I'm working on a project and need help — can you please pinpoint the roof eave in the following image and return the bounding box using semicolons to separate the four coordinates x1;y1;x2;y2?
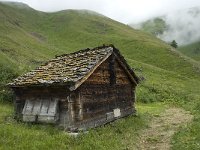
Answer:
8;81;74;89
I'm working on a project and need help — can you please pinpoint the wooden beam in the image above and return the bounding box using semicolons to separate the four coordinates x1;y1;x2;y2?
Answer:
109;54;116;85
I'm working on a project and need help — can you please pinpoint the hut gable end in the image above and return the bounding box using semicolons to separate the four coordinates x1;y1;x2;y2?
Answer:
84;55;133;86
78;53;137;123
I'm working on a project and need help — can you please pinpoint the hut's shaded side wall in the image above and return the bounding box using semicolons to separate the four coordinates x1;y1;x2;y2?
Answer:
78;55;136;124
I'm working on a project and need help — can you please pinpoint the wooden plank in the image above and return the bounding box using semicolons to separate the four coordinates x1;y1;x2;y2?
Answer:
32;99;42;115
22;99;34;115
40;99;49;115
23;115;36;122
48;98;58;116
22;99;36;122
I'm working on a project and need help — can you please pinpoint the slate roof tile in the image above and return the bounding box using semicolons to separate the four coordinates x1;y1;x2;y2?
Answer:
9;46;113;86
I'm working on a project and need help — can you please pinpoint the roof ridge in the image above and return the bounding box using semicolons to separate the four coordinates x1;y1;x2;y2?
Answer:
55;44;113;58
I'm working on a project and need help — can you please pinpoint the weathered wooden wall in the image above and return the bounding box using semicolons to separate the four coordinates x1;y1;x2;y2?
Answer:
75;54;136;129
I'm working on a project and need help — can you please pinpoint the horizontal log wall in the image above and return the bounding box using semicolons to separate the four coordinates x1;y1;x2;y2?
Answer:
115;60;132;85
85;59;110;84
78;54;136;126
79;84;134;120
71;107;135;131
14;86;70;98
80;84;109;120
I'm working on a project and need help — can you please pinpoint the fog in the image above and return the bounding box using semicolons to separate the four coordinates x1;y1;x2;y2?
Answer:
158;7;200;45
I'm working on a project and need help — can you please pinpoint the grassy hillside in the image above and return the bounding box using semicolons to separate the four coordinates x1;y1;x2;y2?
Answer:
0;2;200;150
1;2;199;77
178;41;200;61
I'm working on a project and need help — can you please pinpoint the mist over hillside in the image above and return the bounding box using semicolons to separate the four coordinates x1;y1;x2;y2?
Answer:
133;6;200;46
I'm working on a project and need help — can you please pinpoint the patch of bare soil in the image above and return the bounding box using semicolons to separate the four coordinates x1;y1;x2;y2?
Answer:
137;108;193;150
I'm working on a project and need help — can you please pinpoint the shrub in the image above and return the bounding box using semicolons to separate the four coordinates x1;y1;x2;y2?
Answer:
0;64;18;103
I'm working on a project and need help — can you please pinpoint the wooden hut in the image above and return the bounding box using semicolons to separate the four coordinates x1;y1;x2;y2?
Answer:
9;45;139;131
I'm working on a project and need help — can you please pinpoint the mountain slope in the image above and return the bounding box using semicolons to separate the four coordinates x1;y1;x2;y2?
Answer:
0;2;200;150
178;41;200;61
0;2;199;77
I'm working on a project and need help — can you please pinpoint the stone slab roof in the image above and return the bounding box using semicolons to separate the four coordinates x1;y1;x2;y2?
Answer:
9;45;139;90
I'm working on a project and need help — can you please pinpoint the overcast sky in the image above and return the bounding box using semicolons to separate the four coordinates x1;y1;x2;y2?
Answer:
1;0;200;23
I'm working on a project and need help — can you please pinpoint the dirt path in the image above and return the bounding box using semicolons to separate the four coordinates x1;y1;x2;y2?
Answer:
137;107;193;150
